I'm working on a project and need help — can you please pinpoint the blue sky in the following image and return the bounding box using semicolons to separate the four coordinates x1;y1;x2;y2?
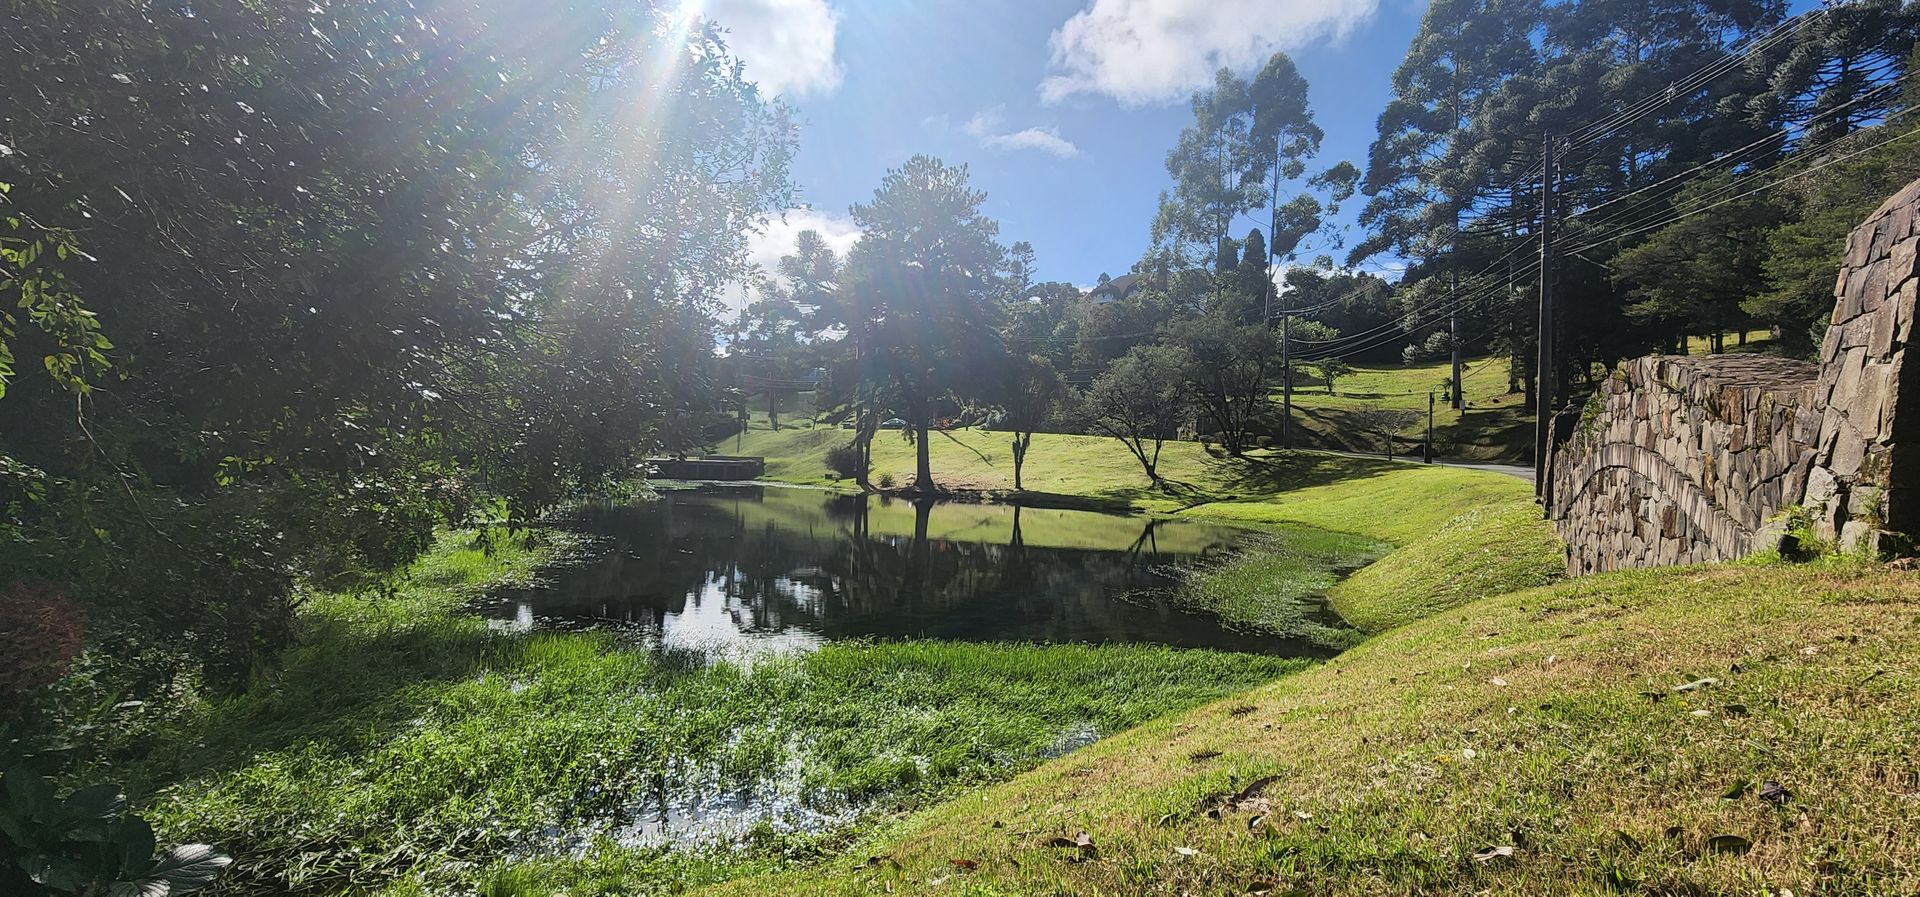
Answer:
699;0;1428;295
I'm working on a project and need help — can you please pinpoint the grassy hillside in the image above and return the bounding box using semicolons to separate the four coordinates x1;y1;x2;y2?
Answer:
735;426;1563;632
702;559;1920;896
1279;356;1534;463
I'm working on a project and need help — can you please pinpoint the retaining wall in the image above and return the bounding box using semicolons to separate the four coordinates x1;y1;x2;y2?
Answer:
1549;177;1920;572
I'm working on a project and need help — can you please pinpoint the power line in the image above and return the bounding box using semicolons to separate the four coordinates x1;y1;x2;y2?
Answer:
1563;8;1820;148
1562;118;1920;256
1567;82;1900;232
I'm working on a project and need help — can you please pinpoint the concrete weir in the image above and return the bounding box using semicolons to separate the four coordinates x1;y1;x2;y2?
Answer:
1548;177;1920;573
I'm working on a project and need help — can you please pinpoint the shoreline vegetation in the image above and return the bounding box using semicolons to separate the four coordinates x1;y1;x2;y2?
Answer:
113;426;1920;897
131;524;1312;896
127;429;1564;895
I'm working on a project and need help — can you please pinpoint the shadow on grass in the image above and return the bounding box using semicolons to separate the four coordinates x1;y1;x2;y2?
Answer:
1212;451;1404;496
138;616;517;789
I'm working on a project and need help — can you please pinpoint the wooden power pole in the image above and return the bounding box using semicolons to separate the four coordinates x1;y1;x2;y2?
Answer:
1533;132;1558;498
1449;269;1463;410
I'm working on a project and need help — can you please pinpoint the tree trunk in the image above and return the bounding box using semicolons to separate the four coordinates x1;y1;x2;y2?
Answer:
1012;434;1028;491
914;411;935;493
854;402;875;491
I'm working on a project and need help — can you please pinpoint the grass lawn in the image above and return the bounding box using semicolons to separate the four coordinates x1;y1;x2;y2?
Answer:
700;558;1920;896
1280;356;1535;463
735;426;1564;633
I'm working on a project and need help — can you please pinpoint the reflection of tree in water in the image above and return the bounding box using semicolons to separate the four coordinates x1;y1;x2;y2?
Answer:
503;487;1303;654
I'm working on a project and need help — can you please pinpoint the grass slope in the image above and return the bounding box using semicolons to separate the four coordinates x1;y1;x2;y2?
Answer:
738;426;1564;632
702;560;1920;896
138;532;1304;896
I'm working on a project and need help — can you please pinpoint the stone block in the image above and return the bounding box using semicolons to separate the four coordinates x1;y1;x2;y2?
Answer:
1840;520;1890;556
1892;236;1918;285
1829;420;1869;478
1805;465;1840;505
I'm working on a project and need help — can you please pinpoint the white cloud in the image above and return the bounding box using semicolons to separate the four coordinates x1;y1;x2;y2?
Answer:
698;0;844;98
722;207;861;312
1040;0;1380;105
984;127;1080;158
958;107;1081;158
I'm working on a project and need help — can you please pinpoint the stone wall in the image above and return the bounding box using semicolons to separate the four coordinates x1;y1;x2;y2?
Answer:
1548;356;1819;573
1549;177;1920;573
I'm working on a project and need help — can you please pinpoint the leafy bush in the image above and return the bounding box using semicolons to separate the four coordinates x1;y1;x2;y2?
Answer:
0;766;230;896
824;442;864;480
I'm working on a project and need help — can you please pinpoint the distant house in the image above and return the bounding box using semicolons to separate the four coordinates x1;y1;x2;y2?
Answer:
1087;272;1145;306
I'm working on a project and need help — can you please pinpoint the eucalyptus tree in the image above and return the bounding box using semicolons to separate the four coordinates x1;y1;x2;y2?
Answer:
845;156;1007;493
0;0;793;684
1153;53;1355;304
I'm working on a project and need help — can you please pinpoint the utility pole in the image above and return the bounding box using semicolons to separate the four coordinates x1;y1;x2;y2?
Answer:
1449;269;1463;410
1280;280;1293;450
1427;392;1436;463
1533;131;1558;499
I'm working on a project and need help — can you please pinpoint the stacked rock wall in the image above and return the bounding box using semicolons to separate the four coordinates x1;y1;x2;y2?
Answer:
1549;178;1920;572
1805;179;1920;549
1548;356;1819;573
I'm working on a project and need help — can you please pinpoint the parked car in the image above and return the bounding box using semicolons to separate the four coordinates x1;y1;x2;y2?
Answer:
878;417;908;429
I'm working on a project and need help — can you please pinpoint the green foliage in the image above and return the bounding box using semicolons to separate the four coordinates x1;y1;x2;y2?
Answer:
1176;528;1389;649
822;441;865;481
1166;311;1279;456
1751;117;1920;349
1077;344;1192;482
0;0;794;685
1613;175;1787;343
841;155;1008;491
137;532;1301;895
1;766;229;896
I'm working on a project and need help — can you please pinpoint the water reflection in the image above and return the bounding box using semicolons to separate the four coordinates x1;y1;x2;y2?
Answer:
479;484;1347;657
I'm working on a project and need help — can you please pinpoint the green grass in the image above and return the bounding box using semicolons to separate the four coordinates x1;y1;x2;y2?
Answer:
1281;356;1535;463
739;426;1565;633
136;531;1306;896
700;558;1920;896
1174;526;1390;649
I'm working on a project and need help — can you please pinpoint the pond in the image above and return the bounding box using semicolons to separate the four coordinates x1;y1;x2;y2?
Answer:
478;484;1353;659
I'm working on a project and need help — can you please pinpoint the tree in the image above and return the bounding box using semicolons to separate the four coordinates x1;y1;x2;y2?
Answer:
0;0;793;685
1152;54;1345;287
1165;312;1278;456
1752;76;1920;351
1314;357;1355;394
1748;0;1920;145
1078;345;1191;486
1614;175;1786;352
991;355;1063;491
845;156;1006;493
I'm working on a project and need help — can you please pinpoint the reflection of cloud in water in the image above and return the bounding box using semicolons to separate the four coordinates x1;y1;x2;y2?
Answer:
476;485;1341;658
657;573;826;661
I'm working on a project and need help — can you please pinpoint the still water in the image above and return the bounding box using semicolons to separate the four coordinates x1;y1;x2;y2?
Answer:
479;484;1350;658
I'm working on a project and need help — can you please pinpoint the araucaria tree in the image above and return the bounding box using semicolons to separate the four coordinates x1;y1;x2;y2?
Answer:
0;0;793;686
1080;345;1192;486
845;156;1006;493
